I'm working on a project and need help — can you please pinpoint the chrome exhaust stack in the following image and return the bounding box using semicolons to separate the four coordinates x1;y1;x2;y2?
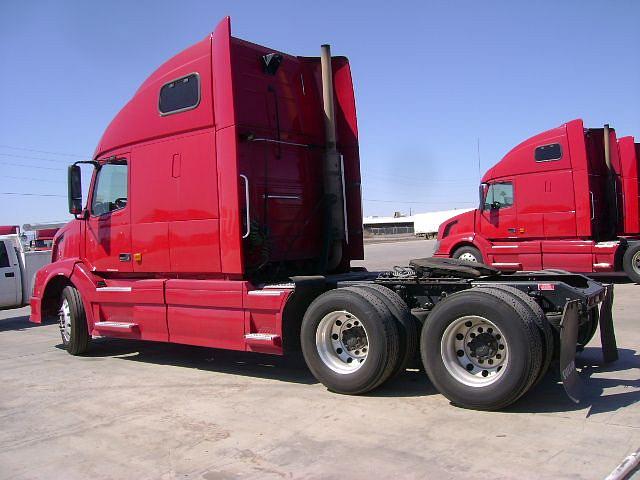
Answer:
321;44;345;271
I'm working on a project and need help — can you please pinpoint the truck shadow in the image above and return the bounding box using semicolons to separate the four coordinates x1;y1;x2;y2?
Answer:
587;273;633;285
66;339;320;386
55;340;636;408
506;347;640;415
0;313;51;332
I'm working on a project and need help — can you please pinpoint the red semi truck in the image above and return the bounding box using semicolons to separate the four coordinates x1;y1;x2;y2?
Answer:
435;120;640;281
30;18;617;410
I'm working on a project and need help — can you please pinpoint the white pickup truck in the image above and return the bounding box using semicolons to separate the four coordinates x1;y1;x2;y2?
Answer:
0;234;51;309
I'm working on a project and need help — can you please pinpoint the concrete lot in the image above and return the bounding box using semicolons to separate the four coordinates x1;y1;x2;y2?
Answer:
1;239;639;479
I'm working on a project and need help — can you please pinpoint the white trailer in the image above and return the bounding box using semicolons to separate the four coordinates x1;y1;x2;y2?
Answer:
0;234;51;309
413;209;473;238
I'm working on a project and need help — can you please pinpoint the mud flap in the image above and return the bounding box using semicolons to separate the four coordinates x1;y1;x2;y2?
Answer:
599;284;618;363
559;300;582;404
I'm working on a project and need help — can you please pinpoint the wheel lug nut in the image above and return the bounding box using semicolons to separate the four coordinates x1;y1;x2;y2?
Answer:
488;359;493;365
482;370;489;377
477;327;483;333
465;321;472;327
487;328;493;333
456;350;464;357
456;333;464;341
496;354;501;359
466;363;474;371
496;334;501;340
336;348;343;354
347;358;353;363
498;344;504;350
478;358;484;364
332;334;338;340
346;323;352;328
355;350;360;355
470;333;476;338
336;320;342;326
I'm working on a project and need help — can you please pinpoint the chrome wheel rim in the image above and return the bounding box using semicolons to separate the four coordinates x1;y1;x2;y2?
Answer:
316;310;369;374
441;315;508;387
59;298;71;343
458;252;478;263
632;251;640;274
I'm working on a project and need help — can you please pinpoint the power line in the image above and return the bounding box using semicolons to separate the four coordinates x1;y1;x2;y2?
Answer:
0;152;71;163
363;173;477;187
0;192;66;198
0;144;85;158
364;198;476;205
0;161;65;171
5;175;60;183
364;170;478;184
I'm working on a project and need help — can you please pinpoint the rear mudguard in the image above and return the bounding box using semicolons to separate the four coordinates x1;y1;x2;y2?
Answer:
559;284;616;403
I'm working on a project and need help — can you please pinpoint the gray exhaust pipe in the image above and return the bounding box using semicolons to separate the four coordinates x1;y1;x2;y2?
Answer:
321;44;345;271
604;124;611;170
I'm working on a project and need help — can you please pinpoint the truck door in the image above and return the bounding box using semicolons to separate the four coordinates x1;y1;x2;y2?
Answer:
85;158;133;273
0;240;20;307
479;181;517;240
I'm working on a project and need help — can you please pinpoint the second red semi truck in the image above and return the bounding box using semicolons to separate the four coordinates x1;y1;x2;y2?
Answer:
30;18;617;410
435;120;640;281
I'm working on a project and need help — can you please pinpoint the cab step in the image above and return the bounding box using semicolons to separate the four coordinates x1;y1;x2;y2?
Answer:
244;333;281;353
93;321;139;333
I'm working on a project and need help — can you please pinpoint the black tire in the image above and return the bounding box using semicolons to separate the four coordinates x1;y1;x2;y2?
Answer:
300;288;400;395
59;285;90;355
452;245;482;263
350;283;418;377
476;284;553;388
622;243;640;283
421;288;543;410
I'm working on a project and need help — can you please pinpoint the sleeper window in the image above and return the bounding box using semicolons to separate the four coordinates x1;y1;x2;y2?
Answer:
159;73;200;115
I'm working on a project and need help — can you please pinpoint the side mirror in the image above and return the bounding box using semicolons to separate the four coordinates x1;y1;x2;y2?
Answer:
67;165;83;215
479;184;489;211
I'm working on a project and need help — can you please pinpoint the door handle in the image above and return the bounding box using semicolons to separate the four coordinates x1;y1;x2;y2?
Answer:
240;174;250;239
507;228;516;233
119;253;131;262
4;272;15;277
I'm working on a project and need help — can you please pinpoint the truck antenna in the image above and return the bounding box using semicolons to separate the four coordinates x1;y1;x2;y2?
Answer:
477;137;481;180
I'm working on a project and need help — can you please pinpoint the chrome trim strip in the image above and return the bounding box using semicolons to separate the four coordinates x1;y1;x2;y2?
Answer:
96;287;132;292
240;174;250;239
247;137;311;148
94;321;137;329
263;194;301;200
244;333;279;341
247;290;285;296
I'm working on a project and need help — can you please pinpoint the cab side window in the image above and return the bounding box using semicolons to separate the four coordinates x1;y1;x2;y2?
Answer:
91;162;128;216
484;182;514;210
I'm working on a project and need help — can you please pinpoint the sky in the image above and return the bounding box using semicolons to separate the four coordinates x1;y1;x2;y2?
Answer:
0;0;639;226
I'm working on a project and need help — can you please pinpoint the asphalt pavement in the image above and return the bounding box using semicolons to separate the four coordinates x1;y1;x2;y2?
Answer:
0;239;638;479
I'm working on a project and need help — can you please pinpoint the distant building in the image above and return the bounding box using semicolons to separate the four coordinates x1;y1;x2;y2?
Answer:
363;208;473;238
